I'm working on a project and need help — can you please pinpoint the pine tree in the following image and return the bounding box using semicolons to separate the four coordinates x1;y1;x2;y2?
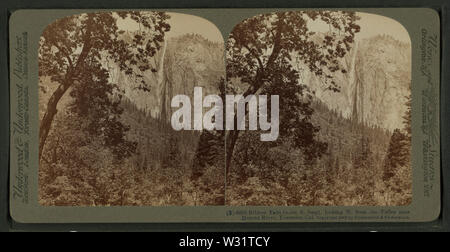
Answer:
191;78;226;180
191;130;224;180
163;133;182;170
383;129;408;180
403;93;412;143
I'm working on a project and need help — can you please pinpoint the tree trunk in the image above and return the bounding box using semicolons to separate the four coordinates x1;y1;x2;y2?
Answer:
225;129;240;177
38;18;93;163
38;82;72;162
223;18;284;202
224;129;239;205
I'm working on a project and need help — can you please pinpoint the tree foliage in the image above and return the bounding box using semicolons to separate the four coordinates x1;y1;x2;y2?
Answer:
226;11;360;92
225;11;360;168
38;11;170;161
39;11;170;87
68;61;136;160
380;94;412;205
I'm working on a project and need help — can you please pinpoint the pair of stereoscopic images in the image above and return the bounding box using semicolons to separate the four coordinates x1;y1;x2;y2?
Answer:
38;11;412;207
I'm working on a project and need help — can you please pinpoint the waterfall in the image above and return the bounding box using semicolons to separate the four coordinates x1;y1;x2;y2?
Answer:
348;42;359;88
158;39;167;86
155;39;167;120
350;41;366;128
159;39;171;125
351;42;363;125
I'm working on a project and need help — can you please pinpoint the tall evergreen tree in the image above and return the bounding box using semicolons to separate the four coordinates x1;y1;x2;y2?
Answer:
383;129;409;180
383;93;412;181
403;93;412;143
192;78;226;180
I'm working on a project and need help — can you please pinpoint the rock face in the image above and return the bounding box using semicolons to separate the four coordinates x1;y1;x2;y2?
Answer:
305;35;411;131
106;33;225;122
107;32;409;132
158;34;225;123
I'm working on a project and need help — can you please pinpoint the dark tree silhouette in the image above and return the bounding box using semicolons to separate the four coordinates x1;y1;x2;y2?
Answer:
225;11;361;174
403;93;412;142
383;93;412;181
38;11;170;162
192;77;226;180
383;129;409;180
68;60;136;160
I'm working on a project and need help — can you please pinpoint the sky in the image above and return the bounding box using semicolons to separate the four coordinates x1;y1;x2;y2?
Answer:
116;11;410;45
307;11;411;44
355;12;410;43
116;12;224;43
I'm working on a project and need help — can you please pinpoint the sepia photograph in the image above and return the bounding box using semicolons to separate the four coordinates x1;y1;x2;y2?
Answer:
224;11;412;206
38;11;226;206
38;10;411;207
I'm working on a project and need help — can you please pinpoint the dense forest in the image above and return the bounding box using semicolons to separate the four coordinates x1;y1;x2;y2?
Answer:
226;99;411;206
